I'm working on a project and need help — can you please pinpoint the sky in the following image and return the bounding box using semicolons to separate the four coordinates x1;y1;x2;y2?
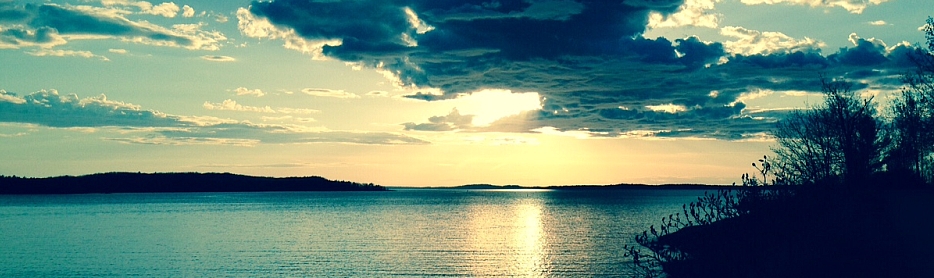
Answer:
0;0;931;186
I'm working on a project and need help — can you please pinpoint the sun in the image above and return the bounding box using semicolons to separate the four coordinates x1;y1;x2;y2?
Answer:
454;89;543;126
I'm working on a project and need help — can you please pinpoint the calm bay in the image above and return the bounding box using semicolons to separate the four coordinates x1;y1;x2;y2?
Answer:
0;188;705;277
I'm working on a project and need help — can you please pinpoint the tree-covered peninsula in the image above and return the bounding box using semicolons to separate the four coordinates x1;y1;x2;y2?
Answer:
0;172;386;194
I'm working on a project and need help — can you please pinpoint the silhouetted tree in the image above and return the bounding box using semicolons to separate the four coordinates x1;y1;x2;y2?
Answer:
772;76;886;186
888;17;934;182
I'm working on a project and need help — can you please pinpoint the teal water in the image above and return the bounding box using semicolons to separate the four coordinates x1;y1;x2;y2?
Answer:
0;189;704;277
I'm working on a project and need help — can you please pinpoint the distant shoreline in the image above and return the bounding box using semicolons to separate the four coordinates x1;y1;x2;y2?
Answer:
396;183;734;190
0;172;386;194
0;172;745;195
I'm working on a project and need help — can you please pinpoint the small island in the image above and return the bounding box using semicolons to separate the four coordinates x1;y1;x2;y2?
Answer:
0;172;386;194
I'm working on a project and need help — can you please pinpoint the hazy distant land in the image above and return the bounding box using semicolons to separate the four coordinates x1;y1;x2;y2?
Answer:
0;172;386;194
420;183;725;190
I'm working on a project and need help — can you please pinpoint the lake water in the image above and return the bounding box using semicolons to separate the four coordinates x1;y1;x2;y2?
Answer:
0;188;705;277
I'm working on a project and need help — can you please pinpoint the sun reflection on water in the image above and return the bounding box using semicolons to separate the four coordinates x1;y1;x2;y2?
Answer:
466;197;548;277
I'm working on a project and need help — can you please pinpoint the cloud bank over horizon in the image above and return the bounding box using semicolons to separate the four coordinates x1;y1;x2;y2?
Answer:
0;89;427;146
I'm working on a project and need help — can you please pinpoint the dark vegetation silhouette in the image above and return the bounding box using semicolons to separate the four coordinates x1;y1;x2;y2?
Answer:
624;17;934;277
0;172;386;194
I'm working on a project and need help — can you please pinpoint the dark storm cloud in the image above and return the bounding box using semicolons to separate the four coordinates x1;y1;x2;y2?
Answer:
0;89;427;145
675;36;725;69
247;0;922;139
728;51;829;68
418;0;587;22
829;35;888;66
250;0;410;41
0;2;29;23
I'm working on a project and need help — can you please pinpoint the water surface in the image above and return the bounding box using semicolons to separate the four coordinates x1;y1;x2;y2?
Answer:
0;188;704;277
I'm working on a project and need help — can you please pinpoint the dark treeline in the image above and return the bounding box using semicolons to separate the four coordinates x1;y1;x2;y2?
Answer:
0;172;386;194
625;18;934;278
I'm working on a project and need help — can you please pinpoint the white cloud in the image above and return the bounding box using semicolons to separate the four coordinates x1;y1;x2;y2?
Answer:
101;0;180;18
181;5;194;18
404;7;435;35
648;0;722;29
232;87;266;97
275;107;320;114
735;89;774;103
108;136;261;146
848;33;885;47
25;49;110;61
108;48;128;54
260;115;317;123
868;20;887;26
0;90;26;104
720;26;825;55
203;99;275;113
645;103;688;114
301;88;360;99
203;99;320;114
739;0;889;14
149;2;180;18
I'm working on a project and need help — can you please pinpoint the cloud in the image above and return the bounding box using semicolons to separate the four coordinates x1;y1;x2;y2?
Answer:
0;90;26;104
243;0;920;139
203;99;319;114
403;109;474;131
828;33;889;66
868;20;887;26
101;0;179;18
0;3;224;51
0;89;180;128
108;48;127;54
366;91;390;97
645;103;689;114
236;7;337;60
201;55;235;62
107;136;261;147
181;5;194;18
648;0;721;29
301;88;360;99
0;25;67;49
25;48;110;61
0;89;427;145
213;14;228;23
420;0;587;22
203;99;275;113
721;26;825;55
147;2;179;18
155;125;428;146
739;0;889;14
232;87;265;97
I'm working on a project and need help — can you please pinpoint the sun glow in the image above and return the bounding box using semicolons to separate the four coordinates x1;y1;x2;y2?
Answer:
454;89;543;126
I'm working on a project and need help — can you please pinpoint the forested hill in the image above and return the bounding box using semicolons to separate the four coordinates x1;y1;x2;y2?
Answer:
0;172;386;194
